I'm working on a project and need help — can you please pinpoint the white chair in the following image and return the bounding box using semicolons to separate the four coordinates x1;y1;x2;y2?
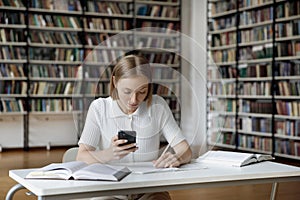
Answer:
62;147;79;163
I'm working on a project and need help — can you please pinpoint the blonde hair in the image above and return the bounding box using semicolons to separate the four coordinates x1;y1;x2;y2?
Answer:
110;55;153;106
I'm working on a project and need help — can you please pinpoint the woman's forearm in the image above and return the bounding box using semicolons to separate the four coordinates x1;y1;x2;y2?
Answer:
174;140;192;165
76;145;112;164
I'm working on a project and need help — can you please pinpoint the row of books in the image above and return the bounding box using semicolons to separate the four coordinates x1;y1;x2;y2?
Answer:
211;49;236;63
85;33;131;47
209;80;299;97
277;41;300;57
240;100;273;114
72;82;106;96
211;100;299;118
30;99;74;112
29;31;82;45
208;62;300;80
83;66;111;79
30;65;80;79
29;48;83;62
0;12;25;25
211;116;235;129
275;62;300;77
0;46;25;60
136;37;177;49
239;63;272;78
0;0;24;7
276;81;300;96
215;132;235;146
276;1;300;19
238;0;272;9
29;14;81;29
207;68;221;80
211;117;300;137
84;18;132;31
209;99;236;112
152;68;178;80
212;23;290;48
29;0;82;11
209;16;236;31
137;5;179;18
85;49;179;65
210;1;299;31
208;82;236;96
210;0;236;15
84;48;126;63
238;134;272;152
275;120;300;137
86;1;127;15
0;98;24;112
211;31;236;47
0;64;25;78
276;101;300;116
239;43;273;60
240;117;272;133
239;82;271;96
153;83;179;96
240;25;273;44
239;7;273;26
275;140;300;157
137;22;179;32
30;81;74;95
142;52;180;65
218;66;237;79
0;29;25;43
213;44;272;63
276;20;300;38
0;81;27;95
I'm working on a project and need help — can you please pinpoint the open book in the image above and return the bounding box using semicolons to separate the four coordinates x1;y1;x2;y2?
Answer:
26;161;131;181
196;150;274;167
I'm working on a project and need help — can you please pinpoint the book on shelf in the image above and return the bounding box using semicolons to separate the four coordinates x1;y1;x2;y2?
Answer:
196;150;274;167
26;161;131;181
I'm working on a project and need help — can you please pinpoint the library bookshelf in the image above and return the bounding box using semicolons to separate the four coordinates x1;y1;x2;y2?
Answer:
207;0;300;160
0;0;181;150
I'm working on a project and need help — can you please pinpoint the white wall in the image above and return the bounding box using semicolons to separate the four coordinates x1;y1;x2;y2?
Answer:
181;0;207;158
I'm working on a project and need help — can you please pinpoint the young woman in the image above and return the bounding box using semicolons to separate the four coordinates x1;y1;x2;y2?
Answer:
77;54;192;200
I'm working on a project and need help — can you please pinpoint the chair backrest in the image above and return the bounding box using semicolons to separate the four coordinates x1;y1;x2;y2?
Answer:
62;147;79;163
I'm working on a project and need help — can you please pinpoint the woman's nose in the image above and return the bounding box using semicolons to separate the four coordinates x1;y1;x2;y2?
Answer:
130;93;138;103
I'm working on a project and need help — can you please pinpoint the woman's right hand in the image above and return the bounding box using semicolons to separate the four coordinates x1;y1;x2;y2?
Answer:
107;135;138;161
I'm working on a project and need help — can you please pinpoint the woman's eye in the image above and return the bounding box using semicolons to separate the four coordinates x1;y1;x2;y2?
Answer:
123;91;131;95
139;91;147;94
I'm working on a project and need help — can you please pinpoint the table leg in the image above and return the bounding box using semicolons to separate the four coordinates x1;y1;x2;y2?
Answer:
270;182;278;200
5;183;25;200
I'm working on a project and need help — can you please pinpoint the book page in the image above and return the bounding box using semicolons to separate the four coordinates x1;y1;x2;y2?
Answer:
41;161;87;174
114;162;178;174
72;163;130;181
196;151;254;167
255;154;274;162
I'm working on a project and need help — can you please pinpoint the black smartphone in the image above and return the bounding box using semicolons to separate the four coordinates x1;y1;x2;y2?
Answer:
118;130;136;146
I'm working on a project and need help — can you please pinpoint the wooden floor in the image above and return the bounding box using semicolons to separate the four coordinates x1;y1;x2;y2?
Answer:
1;147;300;200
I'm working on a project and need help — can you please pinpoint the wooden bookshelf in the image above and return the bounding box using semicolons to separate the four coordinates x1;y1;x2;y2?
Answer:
0;0;182;150
207;0;300;160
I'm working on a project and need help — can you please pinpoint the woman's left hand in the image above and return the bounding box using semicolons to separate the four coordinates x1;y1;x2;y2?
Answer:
152;152;180;168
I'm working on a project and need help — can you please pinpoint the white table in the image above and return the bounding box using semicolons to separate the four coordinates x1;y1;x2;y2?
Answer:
6;161;300;200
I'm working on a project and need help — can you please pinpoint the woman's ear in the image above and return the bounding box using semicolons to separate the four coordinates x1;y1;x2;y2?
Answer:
112;76;116;87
